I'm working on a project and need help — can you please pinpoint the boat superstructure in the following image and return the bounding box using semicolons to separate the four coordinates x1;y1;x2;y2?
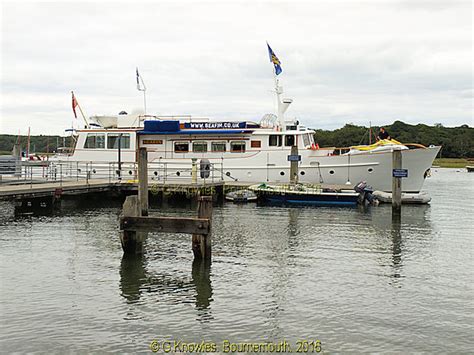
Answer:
60;66;440;193
63;107;440;192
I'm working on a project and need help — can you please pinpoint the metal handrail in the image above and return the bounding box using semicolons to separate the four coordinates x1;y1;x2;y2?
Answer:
0;159;226;185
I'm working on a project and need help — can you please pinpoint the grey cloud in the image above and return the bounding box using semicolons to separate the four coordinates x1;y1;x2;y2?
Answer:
1;1;472;135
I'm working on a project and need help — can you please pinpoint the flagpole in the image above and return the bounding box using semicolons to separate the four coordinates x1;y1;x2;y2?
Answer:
136;68;147;115
71;91;89;128
267;42;284;130
77;103;89;128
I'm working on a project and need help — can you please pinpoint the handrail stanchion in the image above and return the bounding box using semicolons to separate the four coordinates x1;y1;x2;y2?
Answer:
221;158;224;181
86;162;89;184
164;163;167;184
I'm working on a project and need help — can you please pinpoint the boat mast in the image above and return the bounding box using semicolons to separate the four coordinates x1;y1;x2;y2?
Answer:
273;70;293;131
369;121;372;144
26;127;30;158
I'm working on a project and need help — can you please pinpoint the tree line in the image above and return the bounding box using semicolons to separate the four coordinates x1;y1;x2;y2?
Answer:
0;120;472;158
312;121;473;158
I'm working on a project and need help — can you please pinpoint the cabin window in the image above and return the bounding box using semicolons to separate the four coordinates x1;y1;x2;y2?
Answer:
302;133;310;147
107;133;130;149
230;141;246;153
251;140;261;148
174;142;189;153
192;141;207;153
285;135;295;146
269;135;282;147
211;142;226;152
84;133;105;149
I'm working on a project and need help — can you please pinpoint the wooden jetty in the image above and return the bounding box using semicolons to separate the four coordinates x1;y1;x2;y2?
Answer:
119;148;213;259
0;178;226;201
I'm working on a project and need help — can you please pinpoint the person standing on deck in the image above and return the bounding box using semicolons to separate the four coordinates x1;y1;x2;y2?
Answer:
377;127;391;141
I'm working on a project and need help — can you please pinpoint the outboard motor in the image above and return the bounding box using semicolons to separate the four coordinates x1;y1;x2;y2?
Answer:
354;181;377;205
200;159;211;179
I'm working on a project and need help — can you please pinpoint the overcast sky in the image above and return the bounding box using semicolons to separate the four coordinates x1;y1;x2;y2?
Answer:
1;0;472;136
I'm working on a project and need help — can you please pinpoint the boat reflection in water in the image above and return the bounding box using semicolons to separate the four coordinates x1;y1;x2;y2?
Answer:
119;253;213;319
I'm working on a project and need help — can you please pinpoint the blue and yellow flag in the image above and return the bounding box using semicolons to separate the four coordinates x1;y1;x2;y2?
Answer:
267;42;282;75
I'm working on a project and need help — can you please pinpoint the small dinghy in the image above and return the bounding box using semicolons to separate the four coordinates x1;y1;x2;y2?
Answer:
466;166;474;172
249;183;360;207
225;189;257;203
373;191;431;204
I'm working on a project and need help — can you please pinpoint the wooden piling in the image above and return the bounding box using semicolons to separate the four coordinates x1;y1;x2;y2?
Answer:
120;195;146;254
290;145;299;184
192;196;213;260
137;147;148;216
392;149;402;213
120;194;213;258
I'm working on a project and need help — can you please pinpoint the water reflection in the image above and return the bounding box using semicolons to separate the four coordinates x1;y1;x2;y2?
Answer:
367;204;432;286
191;259;212;311
391;213;402;283
119;254;146;303
119;253;213;319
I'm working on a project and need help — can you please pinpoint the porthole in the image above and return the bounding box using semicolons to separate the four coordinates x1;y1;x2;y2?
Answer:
280;171;285;176
92;169;96;174
128;170;133;175
77;168;81;173
176;171;181;176
368;168;373;173
300;171;305;176
226;172;231;176
329;170;335;175
153;171;158;176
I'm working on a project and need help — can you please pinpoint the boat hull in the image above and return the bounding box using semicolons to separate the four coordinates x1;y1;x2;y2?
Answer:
65;128;440;193
149;146;440;193
262;192;359;206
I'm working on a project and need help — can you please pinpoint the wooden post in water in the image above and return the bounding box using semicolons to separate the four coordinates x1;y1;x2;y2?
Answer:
290;145;299;184
192;196;213;260
138;147;148;216
120;195;145;254
392;148;402;213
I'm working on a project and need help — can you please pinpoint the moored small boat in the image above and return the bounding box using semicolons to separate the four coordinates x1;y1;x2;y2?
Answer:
372;191;431;204
249;183;360;207
466;166;474;172
225;189;257;202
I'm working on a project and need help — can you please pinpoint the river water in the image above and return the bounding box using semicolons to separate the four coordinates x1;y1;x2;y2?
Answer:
0;168;473;353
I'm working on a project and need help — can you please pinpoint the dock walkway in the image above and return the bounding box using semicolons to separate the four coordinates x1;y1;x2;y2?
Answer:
0;179;229;200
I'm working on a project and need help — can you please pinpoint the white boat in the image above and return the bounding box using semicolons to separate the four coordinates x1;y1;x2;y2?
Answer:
373;191;432;204
225;189;257;202
58;70;440;193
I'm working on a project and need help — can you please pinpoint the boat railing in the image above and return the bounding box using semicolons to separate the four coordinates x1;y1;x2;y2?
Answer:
0;159;226;187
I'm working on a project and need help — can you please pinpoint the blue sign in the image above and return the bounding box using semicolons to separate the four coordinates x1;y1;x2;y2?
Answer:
184;122;246;129
393;169;408;178
288;155;301;162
